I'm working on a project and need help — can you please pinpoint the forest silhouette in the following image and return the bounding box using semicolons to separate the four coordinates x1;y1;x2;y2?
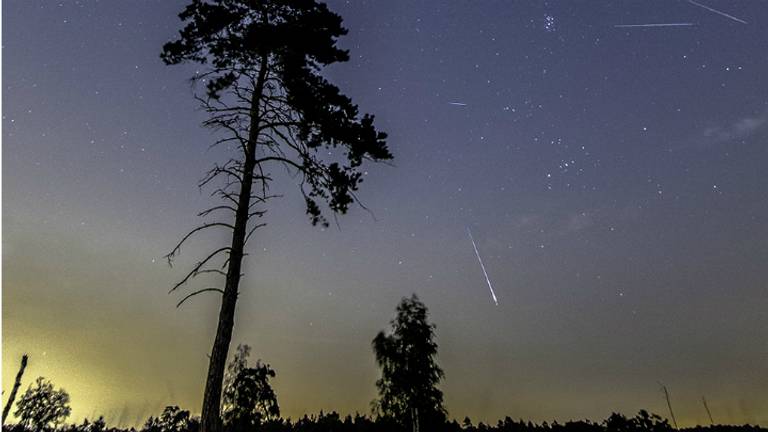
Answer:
2;296;765;432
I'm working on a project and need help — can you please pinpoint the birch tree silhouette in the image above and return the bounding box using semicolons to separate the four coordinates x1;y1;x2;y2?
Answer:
160;2;391;432
373;295;446;431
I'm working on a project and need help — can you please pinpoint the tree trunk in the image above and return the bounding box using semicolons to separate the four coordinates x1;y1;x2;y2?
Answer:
2;354;28;424
199;57;269;432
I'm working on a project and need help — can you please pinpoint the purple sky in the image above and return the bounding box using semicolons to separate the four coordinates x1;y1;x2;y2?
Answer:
4;0;768;426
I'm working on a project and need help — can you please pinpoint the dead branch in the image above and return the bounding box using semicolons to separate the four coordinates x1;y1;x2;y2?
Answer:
244;223;267;245
198;205;237;218
169;246;231;293
176;288;225;308
165;223;235;265
658;382;678;429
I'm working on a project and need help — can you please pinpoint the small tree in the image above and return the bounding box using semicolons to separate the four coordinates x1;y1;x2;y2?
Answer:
605;410;672;432
372;294;446;431
76;416;106;432
14;377;71;432
90;416;106;432
221;344;250;417
222;362;279;430
143;406;191;432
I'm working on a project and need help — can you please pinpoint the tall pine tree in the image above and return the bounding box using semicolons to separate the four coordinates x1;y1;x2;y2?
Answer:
161;2;391;431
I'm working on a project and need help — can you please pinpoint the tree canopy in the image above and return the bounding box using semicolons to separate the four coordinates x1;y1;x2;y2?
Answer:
372;294;446;430
14;377;71;432
161;0;391;228
143;406;193;432
221;344;280;429
221;344;251;417
222;362;280;430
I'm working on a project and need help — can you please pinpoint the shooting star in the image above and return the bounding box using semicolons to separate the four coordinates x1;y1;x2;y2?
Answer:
686;0;747;24
467;227;499;306
449;102;468;106
613;23;696;28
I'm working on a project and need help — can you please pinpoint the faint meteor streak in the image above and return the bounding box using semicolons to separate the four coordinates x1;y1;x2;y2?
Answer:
686;0;747;24
449;102;468;106
613;23;696;28
466;227;499;306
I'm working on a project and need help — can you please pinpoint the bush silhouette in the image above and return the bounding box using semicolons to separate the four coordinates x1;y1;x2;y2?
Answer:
142;406;193;432
13;377;71;432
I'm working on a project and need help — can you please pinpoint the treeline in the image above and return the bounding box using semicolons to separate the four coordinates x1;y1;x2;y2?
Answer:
4;297;765;432
2;409;766;432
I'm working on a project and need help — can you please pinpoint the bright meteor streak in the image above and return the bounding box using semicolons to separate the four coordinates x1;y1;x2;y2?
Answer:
686;0;748;25
613;23;696;28
467;227;499;306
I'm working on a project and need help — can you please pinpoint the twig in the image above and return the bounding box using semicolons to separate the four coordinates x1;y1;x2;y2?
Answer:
702;396;714;425
658;382;678;428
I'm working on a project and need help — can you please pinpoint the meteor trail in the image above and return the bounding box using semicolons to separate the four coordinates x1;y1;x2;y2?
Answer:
613;23;696;28
449;102;468;106
467;227;499;306
686;0;747;24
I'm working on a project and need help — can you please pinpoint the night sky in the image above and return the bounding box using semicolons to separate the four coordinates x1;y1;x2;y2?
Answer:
3;0;768;427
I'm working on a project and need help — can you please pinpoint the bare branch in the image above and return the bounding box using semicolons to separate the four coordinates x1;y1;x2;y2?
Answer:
195;269;227;277
244;223;267;245
212;188;240;206
176;288;225;308
254;156;305;172
198;205;237;218
165;223;235;265
199;161;245;190
349;189;379;222
170;247;231;293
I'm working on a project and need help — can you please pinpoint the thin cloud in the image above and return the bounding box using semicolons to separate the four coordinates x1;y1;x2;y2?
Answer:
702;110;768;144
566;212;594;233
